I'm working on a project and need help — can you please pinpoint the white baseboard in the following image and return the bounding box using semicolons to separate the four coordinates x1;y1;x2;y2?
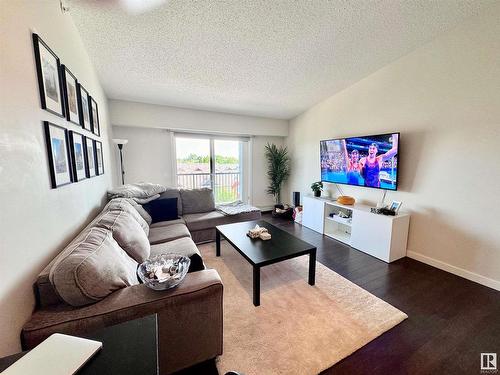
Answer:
407;251;500;291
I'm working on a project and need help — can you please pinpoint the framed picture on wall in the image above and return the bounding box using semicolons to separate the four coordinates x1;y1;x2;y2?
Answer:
95;140;104;175
90;97;100;136
69;131;87;182
44;122;72;188
84;136;97;178
61;65;80;125
78;84;92;132
33;34;64;117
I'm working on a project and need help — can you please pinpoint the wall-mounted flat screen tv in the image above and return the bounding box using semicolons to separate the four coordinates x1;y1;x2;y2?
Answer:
320;133;399;190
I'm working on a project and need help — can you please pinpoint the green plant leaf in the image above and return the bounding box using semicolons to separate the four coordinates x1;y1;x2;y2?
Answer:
265;143;291;204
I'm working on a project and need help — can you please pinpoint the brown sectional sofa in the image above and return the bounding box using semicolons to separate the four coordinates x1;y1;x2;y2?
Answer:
22;189;261;374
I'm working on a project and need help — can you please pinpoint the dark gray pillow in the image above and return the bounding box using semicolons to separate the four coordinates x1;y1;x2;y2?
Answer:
143;197;179;223
160;188;183;215
180;188;215;214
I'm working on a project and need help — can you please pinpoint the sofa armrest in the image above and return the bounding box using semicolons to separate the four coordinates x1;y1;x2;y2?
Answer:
23;269;223;373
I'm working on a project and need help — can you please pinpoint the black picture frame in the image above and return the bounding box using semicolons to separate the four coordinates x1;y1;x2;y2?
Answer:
69;131;88;182
61;65;81;126
90;97;100;136
44;122;72;188
78;83;92;132
84;136;97;178
33;34;65;117
95;140;104;175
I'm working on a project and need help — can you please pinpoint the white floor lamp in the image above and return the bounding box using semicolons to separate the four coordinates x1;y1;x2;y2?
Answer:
112;139;128;185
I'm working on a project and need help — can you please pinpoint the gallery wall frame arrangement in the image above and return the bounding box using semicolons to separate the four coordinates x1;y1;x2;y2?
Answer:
95;140;104;175
61;65;81;126
69;131;87;182
44;122;72;188
84;136;97;178
78;84;92;132
34;32;105;189
33;34;65;117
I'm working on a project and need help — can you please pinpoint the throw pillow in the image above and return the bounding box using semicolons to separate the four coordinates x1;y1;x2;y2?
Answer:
159;188;183;215
144;197;179;223
95;210;151;263
180;188;215;214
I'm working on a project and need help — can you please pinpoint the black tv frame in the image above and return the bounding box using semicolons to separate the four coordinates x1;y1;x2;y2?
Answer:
320;132;400;191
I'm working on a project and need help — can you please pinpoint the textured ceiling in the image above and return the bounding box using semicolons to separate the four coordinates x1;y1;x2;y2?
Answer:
70;0;493;119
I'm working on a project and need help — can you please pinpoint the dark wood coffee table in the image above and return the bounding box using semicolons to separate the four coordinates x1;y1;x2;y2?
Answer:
216;220;317;306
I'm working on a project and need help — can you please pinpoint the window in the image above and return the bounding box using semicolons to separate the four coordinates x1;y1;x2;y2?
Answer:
175;135;247;203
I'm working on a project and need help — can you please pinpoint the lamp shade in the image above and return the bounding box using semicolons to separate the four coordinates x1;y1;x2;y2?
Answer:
112;138;129;146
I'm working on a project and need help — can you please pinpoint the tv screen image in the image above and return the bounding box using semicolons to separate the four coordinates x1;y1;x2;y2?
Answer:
320;133;399;190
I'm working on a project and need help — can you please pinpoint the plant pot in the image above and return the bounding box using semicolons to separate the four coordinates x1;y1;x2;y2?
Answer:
272;205;294;220
313;190;321;197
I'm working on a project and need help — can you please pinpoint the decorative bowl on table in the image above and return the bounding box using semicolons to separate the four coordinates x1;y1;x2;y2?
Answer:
138;254;191;291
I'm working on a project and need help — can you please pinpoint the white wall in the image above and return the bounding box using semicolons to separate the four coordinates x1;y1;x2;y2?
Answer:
251;136;285;209
286;6;500;290
110;100;288;137
111;126;173;186
0;1;115;355
112;125;284;209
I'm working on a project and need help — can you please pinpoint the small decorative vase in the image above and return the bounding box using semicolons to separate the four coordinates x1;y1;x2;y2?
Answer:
314;190;321;197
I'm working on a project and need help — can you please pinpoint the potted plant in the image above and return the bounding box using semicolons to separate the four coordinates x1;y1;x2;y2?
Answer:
265;143;291;207
311;181;323;197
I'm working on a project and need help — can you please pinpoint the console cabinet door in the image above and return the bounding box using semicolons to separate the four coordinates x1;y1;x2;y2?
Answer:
350;210;393;262
302;196;325;234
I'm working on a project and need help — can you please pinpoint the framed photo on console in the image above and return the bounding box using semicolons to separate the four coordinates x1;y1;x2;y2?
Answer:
95;140;104;175
69;131;87;182
44;122;72;188
61;65;80;125
33;34;64;117
90;97;100;136
78;84;92;132
389;201;402;214
84;137;97;178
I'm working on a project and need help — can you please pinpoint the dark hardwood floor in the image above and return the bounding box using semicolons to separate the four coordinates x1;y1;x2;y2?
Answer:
177;213;500;375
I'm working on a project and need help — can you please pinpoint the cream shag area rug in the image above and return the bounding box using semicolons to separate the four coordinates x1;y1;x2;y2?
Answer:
198;241;407;375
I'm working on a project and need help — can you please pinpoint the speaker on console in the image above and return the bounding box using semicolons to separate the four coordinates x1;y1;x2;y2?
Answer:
293;191;301;207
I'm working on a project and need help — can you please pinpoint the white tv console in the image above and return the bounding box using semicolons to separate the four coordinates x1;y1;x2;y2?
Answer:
302;195;410;263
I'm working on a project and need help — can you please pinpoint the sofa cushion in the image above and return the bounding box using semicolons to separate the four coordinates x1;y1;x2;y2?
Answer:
150;237;205;272
148;224;191;245
160;188;183;215
104;198;149;236
143;197;179;223
129;201;152;225
180;188;215;214
107;198;152;225
150;217;186;228
50;227;139;307
95;210;151;263
183;210;260;232
107;182;166;200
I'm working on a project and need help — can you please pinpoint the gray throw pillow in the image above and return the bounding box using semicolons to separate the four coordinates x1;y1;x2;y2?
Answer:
96;210;151;263
127;199;152;225
180;188;215;214
50;227;139;306
104;198;150;236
